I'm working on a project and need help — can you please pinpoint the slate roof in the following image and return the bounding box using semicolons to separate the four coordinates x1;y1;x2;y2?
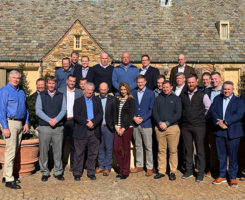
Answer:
0;0;244;62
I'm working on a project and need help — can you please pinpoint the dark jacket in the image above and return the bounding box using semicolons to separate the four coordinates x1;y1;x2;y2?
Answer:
169;65;196;86
132;88;155;128
73;96;103;140
139;66;160;90
73;65;94;88
114;97;135;130
153;92;182;127
92;64;114;93
211;94;245;139
180;90;206;127
101;94;117;132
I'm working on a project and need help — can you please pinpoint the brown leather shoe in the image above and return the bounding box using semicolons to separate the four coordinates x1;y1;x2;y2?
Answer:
103;170;110;176
230;179;238;188
96;168;104;174
205;171;211;178
145;169;153;176
212;177;227;184
130;167;144;173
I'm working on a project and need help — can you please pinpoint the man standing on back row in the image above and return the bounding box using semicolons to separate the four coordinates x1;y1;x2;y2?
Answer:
0;70;29;189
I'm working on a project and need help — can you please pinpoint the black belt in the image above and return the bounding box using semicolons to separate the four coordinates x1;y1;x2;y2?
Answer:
101;124;107;127
8;118;23;121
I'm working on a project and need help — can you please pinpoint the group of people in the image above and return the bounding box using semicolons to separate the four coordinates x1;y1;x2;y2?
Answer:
0;51;244;190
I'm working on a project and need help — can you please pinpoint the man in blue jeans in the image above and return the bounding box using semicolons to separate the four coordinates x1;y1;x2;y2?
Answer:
96;82;116;176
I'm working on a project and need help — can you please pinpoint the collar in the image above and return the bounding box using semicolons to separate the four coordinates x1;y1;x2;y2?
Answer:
176;84;185;89
67;86;75;92
161;91;174;96
120;63;132;69
188;88;198;95
48;90;56;96
82;67;89;71
85;96;93;101
138;87;146;93
141;65;150;71
100;63;109;68
8;83;20;91
224;94;233;100
99;94;108;99
212;85;222;92
62;67;72;72
178;64;186;69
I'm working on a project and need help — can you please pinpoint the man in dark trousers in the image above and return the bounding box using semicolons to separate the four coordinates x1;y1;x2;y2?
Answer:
139;55;160;90
211;81;245;187
92;53;114;93
73;56;93;88
36;76;67;182
96;82;116;176
180;74;211;182
169;54;196;86
73;82;103;181
58;75;83;171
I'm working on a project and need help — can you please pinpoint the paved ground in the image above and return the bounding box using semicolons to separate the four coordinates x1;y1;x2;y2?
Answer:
0;168;245;200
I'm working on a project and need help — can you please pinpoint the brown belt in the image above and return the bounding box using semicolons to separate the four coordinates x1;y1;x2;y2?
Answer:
101;124;107;127
67;117;73;120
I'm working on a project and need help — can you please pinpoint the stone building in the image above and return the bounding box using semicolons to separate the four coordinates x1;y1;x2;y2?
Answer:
0;0;244;93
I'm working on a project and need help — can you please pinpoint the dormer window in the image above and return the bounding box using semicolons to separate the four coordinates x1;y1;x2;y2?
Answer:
216;21;230;39
74;35;82;50
160;0;172;7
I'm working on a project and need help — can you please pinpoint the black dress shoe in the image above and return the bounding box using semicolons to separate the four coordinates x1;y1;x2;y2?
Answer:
74;176;81;181
120;174;129;179
87;175;96;180
41;175;50;182
116;174;123;178
169;173;176;181
2;177;21;184
54;174;65;181
5;181;21;189
154;173;165;179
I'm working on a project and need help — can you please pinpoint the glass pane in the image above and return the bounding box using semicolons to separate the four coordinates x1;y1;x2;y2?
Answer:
75;36;80;48
221;24;228;38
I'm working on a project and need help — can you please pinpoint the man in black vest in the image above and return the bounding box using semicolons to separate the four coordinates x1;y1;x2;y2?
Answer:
180;74;211;182
36;76;66;182
139;55;160;90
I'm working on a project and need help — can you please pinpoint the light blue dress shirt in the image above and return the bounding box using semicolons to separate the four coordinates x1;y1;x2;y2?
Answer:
82;68;89;78
137;87;146;105
223;94;233;120
210;86;222;102
100;95;107;124
140;65;150;75
85;96;94;120
0;83;29;129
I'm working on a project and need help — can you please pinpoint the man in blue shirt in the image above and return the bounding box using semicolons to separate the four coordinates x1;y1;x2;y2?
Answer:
112;52;139;94
55;57;74;89
36;76;66;182
0;70;29;189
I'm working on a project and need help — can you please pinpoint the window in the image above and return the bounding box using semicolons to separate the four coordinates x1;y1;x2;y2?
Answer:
74;35;82;50
160;0;172;7
216;21;230;39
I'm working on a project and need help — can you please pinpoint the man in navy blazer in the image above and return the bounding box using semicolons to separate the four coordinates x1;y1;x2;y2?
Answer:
72;82;103;181
210;81;245;187
58;75;83;171
139;55;160;90
131;75;155;176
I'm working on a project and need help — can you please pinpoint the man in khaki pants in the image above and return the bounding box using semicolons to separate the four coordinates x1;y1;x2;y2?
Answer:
152;81;182;180
0;70;29;189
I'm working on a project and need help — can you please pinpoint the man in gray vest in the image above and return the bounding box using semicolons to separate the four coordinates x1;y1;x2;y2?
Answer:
36;76;66;182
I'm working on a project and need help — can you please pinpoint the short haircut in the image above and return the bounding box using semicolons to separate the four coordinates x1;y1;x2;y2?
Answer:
71;51;79;57
84;82;95;90
223;81;234;88
136;74;146;81
36;77;45;84
157;74;166;81
141;54;150;60
46;76;56;83
99;82;109;89
211;71;221;77
187;74;198;80
62;57;70;63
79;77;87;82
9;70;21;78
81;55;89;61
67;74;76;80
202;72;211;78
176;72;185;78
162;80;172;86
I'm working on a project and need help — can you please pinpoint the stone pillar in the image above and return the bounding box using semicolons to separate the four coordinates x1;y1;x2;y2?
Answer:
0;69;6;88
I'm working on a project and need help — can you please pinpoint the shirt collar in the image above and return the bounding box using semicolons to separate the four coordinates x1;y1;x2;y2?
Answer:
138;87;146;93
82;67;89;71
224;94;233;100
178;64;186;69
100;63;109;68
62;67;72;72
67;86;75;92
48;90;56;96
8;83;20;91
177;84;185;89
99;94;108;99
85;96;93;101
212;85;222;91
120;63;132;69
141;65;150;71
188;88;198;95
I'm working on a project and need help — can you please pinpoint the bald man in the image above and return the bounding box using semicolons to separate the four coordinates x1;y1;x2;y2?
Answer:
92;53;114;93
169;54;196;87
112;52;139;94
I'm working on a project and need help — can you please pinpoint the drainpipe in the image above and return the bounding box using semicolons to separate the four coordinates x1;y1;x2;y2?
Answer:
40;59;43;78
